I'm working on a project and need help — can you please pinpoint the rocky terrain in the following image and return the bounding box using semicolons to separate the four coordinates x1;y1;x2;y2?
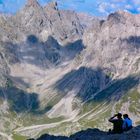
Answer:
30;125;140;140
0;0;140;140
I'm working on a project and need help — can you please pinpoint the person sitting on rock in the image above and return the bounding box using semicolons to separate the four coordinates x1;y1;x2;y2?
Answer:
123;114;133;131
108;113;123;134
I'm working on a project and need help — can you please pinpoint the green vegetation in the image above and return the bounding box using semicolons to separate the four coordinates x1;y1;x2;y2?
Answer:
79;101;101;116
46;94;63;108
37;121;81;137
115;89;140;114
0;98;3;105
19;113;64;127
79;103;111;129
12;133;28;140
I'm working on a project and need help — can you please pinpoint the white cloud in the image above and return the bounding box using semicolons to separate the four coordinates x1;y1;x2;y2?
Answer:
132;0;140;5
98;1;118;15
98;3;108;13
0;0;139;16
137;7;140;12
125;4;133;10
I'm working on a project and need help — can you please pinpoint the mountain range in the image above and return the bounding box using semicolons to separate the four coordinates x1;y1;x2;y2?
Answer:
0;0;140;139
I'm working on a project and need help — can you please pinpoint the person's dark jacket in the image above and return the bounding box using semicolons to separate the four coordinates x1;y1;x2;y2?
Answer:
109;117;123;134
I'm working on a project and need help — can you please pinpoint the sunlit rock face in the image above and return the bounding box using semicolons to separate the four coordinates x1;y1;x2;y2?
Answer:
82;11;140;77
0;1;140;139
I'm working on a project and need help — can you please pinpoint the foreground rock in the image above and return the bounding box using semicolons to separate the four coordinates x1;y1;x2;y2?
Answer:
29;125;140;140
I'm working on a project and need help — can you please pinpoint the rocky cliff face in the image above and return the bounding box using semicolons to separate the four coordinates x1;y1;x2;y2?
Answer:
82;11;140;77
0;1;140;140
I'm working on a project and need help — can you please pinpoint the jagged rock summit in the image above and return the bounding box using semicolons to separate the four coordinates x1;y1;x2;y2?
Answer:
45;1;58;10
26;0;40;7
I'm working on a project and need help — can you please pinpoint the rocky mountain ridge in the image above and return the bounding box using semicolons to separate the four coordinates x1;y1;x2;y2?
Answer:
0;0;139;139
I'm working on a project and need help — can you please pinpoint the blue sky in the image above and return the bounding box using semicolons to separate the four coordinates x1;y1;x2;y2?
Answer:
0;0;140;16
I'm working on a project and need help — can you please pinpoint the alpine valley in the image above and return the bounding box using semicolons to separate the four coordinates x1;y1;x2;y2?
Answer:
0;0;140;139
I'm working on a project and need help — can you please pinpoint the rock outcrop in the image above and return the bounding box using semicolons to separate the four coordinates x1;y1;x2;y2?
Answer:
29;125;140;140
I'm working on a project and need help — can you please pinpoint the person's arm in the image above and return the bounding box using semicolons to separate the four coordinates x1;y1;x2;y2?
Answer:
122;120;126;129
108;114;117;122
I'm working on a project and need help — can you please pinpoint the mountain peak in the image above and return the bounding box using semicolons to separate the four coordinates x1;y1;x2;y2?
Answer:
107;10;131;20
26;0;40;7
107;10;129;24
45;1;58;10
